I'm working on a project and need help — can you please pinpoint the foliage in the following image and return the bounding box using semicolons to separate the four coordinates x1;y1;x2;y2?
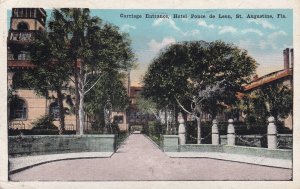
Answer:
49;8;135;135
147;121;165;146
25;12;74;134
7;87;17;104
143;40;257;143
143;40;256;115
135;95;160;120
85;71;130;128
31;115;58;130
241;82;292;128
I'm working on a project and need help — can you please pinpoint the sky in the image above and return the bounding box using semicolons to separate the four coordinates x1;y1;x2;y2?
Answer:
8;9;293;86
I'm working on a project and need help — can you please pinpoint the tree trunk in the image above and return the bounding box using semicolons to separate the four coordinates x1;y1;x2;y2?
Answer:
165;108;169;133
57;88;65;135
74;60;80;134
196;116;201;144
174;107;179;130
78;89;85;135
78;61;86;135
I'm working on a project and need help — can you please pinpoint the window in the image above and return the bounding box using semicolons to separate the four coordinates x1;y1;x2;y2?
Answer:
10;99;27;120
49;102;60;119
17;21;29;30
113;115;124;124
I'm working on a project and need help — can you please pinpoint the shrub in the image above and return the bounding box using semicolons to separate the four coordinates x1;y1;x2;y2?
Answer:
31;115;58;130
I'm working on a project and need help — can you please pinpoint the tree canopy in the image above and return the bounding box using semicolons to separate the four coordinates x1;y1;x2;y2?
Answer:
26;8;135;134
143;40;257;143
143;40;257;116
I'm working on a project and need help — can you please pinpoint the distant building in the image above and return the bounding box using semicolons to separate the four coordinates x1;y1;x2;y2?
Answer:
243;48;293;129
126;86;156;128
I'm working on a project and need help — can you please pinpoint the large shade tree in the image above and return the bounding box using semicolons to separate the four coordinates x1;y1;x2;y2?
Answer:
27;8;135;135
25;11;72;134
143;40;257;143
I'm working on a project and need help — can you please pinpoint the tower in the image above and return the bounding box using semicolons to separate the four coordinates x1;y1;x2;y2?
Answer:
7;8;48;129
8;8;46;62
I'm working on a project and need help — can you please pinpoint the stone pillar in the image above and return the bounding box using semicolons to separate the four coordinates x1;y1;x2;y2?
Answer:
178;117;186;145
211;119;219;145
227;119;235;146
267;116;277;149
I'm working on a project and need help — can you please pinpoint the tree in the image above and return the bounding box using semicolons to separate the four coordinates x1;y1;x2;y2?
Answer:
52;9;135;135
241;82;292;128
84;71;130;131
135;95;161;120
26;13;72;134
143;40;257;143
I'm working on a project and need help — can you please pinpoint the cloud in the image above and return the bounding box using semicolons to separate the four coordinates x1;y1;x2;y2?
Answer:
241;28;263;36
147;37;176;52
153;18;181;31
218;26;237;34
153;18;199;37
238;39;256;51
181;29;201;37
121;24;136;32
197;20;215;29
247;19;275;29
259;30;288;50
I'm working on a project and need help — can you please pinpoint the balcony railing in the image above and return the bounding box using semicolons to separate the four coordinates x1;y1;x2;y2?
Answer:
8;30;35;42
7;53;30;61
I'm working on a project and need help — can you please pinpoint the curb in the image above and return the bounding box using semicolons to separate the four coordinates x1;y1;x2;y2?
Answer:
9;152;114;175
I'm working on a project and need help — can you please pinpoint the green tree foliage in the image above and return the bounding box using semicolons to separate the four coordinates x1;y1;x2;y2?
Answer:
84;71;129;130
25;13;72;134
135;95;160;120
143;40;257;143
241;82;292;127
31;115;58;130
52;8;135;135
26;8;134;135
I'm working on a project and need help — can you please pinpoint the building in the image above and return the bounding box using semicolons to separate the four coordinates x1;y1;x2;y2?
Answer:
7;8;131;132
243;48;293;129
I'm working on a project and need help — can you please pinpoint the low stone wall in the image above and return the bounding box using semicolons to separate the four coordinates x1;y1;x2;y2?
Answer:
222;145;292;160
180;144;223;153
162;135;178;152
220;134;292;149
163;135;292;160
8;135;116;156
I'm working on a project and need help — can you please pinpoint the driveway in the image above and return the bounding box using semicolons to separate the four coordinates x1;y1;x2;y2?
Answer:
9;134;292;181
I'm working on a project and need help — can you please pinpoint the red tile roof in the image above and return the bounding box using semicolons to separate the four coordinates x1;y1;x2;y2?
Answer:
244;69;292;91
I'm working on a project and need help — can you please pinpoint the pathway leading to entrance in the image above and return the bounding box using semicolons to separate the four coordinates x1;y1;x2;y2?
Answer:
10;134;292;181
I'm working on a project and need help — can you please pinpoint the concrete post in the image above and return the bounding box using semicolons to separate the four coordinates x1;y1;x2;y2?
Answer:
178;117;186;145
267;116;277;149
211;119;219;145
227;119;235;146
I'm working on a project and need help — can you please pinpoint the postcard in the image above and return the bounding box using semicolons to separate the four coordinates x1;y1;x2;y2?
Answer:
0;0;299;189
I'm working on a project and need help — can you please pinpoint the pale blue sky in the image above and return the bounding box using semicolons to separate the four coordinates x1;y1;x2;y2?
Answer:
8;9;293;86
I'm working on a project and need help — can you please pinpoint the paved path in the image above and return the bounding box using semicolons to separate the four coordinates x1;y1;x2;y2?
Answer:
9;152;113;174
10;134;292;181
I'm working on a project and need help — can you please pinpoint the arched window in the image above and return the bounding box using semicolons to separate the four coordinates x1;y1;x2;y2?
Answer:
49;102;60;119
17;21;29;31
10;99;27;120
12;71;31;89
